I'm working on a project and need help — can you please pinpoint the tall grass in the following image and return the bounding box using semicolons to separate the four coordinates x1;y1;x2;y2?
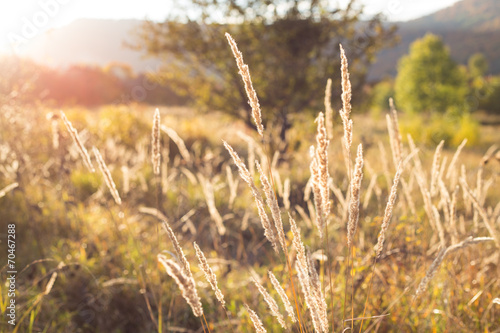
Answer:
0;34;499;333
148;33;499;332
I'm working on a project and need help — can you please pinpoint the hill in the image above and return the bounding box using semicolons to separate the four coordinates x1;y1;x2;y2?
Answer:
19;19;160;74
369;0;500;80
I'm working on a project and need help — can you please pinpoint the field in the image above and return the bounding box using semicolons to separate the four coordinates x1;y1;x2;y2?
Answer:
1;50;500;332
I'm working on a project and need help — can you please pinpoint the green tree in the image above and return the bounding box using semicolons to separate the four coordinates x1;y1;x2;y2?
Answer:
468;53;489;78
132;0;397;145
394;33;468;114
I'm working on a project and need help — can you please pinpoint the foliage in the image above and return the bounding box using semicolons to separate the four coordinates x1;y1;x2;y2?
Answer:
133;0;397;142
394;33;469;114
400;112;480;146
478;75;500;113
0;57;184;107
368;79;394;117
468;52;489;78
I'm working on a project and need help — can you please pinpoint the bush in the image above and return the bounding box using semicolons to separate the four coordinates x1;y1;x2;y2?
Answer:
400;112;480;146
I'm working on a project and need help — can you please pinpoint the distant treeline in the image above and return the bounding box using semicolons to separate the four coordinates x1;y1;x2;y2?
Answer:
0;57;188;106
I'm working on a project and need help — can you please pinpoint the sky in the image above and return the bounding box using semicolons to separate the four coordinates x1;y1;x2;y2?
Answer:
0;0;462;54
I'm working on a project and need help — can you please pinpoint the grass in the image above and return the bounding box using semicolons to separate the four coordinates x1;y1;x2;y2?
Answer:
0;36;499;333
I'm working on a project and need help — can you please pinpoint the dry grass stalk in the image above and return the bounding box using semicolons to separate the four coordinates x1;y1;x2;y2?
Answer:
324;78;334;140
236;130;263;174
310;154;325;238
330;178;347;212
180;167;198;185
389;98;403;166
363;174;378;210
438;156;449;194
339;44;353;172
256;161;286;253
43;271;58;295
272;167;284;198
60;111;95;173
315;112;331;225
225;165;239;208
401;178;416;216
460;165;472;215
244;304;267;333
386;114;402;170
407;134;426;188
430;140;445;197
0;182;18;198
252;277;287;329
481;178;493;207
289;213;323;332
295;259;322;333
225;33;264;137
198;173;226;235
493;202;500;223
268;271;296;323
438;179;451;225
459;178;500;249
295;205;313;229
416;172;438;232
476;166;484;205
415;236;495;298
386;114;397;165
307;251;328;333
193;242;225;307
375;163;402;259
223;141;278;252
283;178;291;210
160;125;191;163
481;144;498;166
121;166;130;195
341;134;352;179
449;185;459;244
414;247;446;298
432;205;447;248
157;255;203;317
161;221;192;278
377;141;393;191
347;144;364;248
151;108;161;175
446;139;467;185
139;207;169;223
92;147;122;205
271;150;280;173
179;209;197;235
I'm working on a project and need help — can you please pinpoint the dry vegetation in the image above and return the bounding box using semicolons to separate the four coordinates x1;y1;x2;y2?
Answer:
0;34;499;333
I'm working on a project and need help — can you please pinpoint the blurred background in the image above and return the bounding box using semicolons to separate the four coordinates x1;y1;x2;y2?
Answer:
1;0;499;120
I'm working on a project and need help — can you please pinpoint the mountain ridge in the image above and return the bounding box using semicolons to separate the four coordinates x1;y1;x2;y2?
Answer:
370;0;500;80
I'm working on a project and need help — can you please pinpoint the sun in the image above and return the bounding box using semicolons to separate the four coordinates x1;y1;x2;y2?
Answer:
0;1;75;55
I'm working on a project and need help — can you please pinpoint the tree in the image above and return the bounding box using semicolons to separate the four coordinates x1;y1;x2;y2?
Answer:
468;53;489;78
394;34;468;114
132;0;397;146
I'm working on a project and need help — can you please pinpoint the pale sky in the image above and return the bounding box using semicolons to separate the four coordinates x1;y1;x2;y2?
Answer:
0;0;462;53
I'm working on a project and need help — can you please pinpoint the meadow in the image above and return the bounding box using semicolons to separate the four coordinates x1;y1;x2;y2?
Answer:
0;35;499;333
